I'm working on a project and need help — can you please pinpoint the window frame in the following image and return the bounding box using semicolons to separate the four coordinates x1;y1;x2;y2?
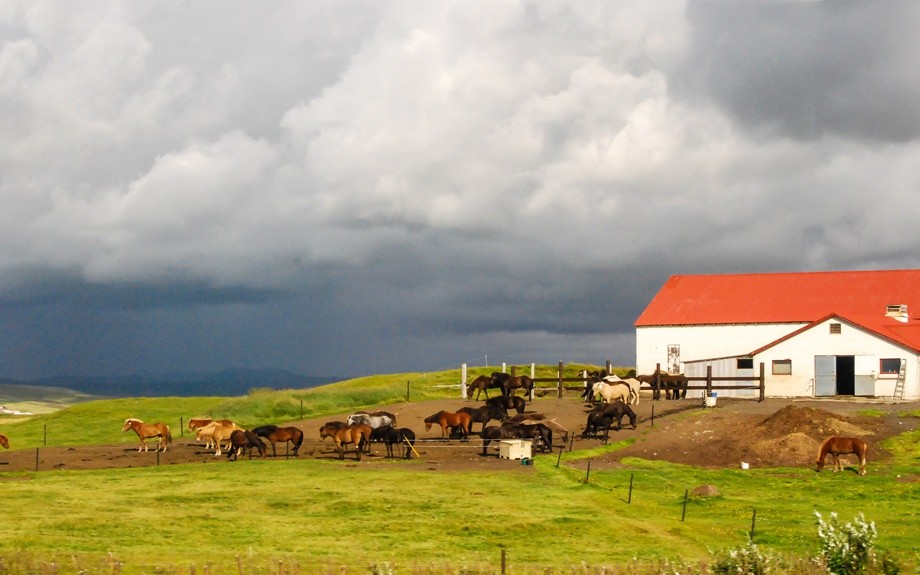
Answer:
772;359;792;375
879;358;902;376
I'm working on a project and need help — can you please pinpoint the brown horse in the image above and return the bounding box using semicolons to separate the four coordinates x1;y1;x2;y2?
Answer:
424;410;473;440
226;430;266;460
636;369;687;400
122;418;172;452
0;433;8;449
816;436;868;475
491;372;535;398
320;423;371;460
467;374;501;400
252;425;304;457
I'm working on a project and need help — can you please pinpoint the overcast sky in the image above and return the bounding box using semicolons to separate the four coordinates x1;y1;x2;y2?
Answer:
2;1;920;381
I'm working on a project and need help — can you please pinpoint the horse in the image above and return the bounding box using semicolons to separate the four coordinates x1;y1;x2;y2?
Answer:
486;395;526;416
0;433;8;449
458;404;507;432
467;374;502;400
514;422;554;453
251;425;304;457
636;369;687;400
122;418;172;452
226;430;266;460
480;425;526;456
320;423;371;461
598;375;639;404
492;372;534;398
369;426;417;459
424;410;473;440
195;420;243;456
187;418;236;450
815;436;868;475
504;413;569;443
582;402;637;440
589;381;633;404
346;411;396;429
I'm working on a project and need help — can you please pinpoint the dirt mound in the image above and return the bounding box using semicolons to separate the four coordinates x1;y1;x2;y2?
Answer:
756;405;873;440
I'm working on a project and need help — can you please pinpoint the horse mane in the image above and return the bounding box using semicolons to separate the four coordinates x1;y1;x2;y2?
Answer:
124;418;143;424
424;411;446;422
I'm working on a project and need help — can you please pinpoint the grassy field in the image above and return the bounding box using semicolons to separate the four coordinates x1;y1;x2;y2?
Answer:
1;366;918;574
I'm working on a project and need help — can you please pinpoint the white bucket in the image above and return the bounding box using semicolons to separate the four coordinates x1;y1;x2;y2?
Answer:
705;393;718;407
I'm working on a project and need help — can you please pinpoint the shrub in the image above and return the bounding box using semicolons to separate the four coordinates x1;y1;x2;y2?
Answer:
813;512;877;575
711;540;775;575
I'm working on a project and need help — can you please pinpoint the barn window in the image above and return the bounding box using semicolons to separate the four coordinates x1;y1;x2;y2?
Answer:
737;358;754;370
829;323;841;334
772;359;792;375
880;358;902;375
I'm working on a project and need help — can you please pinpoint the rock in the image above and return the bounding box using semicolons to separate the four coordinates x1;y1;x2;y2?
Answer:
691;484;721;497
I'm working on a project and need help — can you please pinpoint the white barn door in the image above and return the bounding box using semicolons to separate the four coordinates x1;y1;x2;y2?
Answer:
815;355;836;396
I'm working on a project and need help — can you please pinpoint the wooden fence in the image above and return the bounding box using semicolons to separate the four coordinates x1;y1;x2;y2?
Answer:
464;361;766;402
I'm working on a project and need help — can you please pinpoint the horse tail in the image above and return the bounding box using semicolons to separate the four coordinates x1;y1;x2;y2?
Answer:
165;425;172;444
292;428;304;452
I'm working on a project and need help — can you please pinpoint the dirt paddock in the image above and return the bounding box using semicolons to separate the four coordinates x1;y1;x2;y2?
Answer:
1;394;918;474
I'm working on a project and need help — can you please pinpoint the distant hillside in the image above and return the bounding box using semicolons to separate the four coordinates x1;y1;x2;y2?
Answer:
2;369;337;399
0;381;96;405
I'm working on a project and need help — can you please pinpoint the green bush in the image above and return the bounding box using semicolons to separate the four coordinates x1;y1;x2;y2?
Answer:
814;512;877;575
711;540;775;575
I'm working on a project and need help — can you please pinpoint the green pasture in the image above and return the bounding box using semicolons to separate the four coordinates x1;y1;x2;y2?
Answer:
1;366;919;574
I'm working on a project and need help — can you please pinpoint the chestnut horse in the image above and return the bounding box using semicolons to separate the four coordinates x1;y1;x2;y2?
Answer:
0;433;8;449
320;423;371;460
122;418;172;452
187;418;235;450
815;436;868;475
424;410;473;440
252;425;304;457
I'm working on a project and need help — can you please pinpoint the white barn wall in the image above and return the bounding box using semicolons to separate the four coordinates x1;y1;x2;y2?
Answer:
683;358;757;399
636;323;804;375
752;319;919;398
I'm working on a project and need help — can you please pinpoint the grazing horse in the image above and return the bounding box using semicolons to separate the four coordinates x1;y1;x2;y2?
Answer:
458;404;507;432
369;426;417;459
424;410;473;440
195;420;243;456
486;395;526;416
467;374;502;400
480;425;526;456
515;422;554;453
187;418;236;450
122;418;172;452
0;433;8;449
226;430;266;460
251;425;304;457
504;413;569;443
346;411;396;429
816;436;868;475
583;402;637;439
320;423;371;461
492;372;534;398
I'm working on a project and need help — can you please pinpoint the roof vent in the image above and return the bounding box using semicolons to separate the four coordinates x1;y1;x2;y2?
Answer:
886;304;908;322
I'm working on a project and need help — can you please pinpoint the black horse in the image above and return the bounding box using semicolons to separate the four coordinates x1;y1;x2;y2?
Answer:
513;422;554;453
458;404;507;432
226;430;266;460
480;424;525;456
486;395;526;417
582;402;638;440
369;426;417;459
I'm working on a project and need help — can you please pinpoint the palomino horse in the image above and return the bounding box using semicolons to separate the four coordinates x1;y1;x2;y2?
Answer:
467;374;502;400
195;420;243;456
589;381;633;404
187;418;236;450
226;430;266;460
0;433;8;449
815;436;868;475
122;418;172;452
424;410;473;440
251;425;304;457
320;423;371;461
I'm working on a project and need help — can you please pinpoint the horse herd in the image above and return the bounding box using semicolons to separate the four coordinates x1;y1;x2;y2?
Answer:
103;369;872;475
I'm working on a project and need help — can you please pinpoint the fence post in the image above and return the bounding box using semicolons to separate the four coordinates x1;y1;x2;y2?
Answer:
300;400;303;420
681;489;689;521
43;424;47;446
628;473;634;503
654;362;662;400
557;361;563;398
606;359;612;373
530;363;536;400
759;363;766;402
706;365;713;400
461;363;468;399
180;417;184;437
750;509;757;540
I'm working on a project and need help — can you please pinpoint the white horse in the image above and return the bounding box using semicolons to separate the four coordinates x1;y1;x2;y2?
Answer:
602;375;640;405
592;381;634;405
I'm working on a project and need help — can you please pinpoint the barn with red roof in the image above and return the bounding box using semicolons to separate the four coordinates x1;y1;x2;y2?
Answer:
634;269;920;399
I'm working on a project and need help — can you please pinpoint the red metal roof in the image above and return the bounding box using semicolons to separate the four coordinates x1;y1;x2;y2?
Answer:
635;270;920;351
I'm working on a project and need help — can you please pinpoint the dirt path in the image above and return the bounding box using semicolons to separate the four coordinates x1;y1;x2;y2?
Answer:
1;394;917;474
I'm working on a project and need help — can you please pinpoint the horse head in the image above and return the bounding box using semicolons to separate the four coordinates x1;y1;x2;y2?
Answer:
122;418;141;432
0;434;8;449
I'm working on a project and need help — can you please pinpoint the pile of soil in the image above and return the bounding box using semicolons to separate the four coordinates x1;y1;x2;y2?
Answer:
1;395;917;474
